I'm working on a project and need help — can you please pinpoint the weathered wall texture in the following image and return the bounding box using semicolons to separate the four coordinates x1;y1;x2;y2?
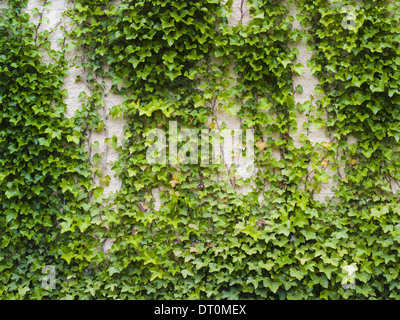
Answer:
2;0;341;204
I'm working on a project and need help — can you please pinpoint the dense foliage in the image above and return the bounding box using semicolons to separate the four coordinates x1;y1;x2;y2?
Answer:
297;0;400;298
1;0;400;299
0;0;101;298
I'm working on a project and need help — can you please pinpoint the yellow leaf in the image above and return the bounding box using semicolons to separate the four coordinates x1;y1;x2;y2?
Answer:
209;122;215;129
169;180;179;187
169;174;180;187
255;140;267;152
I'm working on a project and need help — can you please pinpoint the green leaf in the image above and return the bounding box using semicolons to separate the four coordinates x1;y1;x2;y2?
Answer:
181;269;194;278
293;63;304;75
93;186;104;199
295;84;303;94
108;267;120;276
105;135;118;151
61;251;75;264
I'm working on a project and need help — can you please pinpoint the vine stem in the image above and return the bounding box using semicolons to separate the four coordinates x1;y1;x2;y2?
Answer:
101;75;108;175
81;47;93;165
237;0;248;25
34;0;48;44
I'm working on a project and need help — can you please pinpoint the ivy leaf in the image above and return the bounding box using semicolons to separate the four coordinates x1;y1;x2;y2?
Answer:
293;63;304;75
181;269;194;278
93;186;104;199
295;84;303;94
255;140;267;152
66;131;81;144
108;267;120;276
105;135;118;151
61;251;75;264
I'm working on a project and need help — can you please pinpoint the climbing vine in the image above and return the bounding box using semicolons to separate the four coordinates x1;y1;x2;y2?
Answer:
0;0;101;299
66;0;331;299
2;0;400;300
297;0;400;298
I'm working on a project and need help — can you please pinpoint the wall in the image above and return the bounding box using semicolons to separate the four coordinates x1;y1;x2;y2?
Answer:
1;0;341;205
